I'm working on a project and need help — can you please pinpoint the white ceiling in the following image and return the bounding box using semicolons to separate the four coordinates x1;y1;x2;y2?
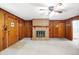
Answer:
0;3;79;20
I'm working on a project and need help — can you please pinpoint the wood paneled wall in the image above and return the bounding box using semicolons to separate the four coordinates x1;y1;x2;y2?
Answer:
0;8;26;51
0;8;79;51
24;20;66;38
65;19;72;40
18;19;25;39
65;16;79;40
0;10;5;51
25;20;32;37
49;20;66;38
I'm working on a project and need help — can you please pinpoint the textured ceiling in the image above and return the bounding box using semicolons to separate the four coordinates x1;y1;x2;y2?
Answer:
0;3;79;20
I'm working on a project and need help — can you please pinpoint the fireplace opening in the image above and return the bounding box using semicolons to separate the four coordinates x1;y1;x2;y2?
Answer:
36;31;45;37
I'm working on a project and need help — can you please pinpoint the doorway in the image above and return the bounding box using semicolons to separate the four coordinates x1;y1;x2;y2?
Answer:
72;20;79;46
5;14;18;46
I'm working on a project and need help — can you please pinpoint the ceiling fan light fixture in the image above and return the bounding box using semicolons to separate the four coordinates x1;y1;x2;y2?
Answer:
49;6;54;11
58;3;62;6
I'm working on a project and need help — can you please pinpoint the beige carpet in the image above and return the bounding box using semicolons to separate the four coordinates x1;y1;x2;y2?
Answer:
0;38;79;55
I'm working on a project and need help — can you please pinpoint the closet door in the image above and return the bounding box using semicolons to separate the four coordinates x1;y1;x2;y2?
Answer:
5;14;18;46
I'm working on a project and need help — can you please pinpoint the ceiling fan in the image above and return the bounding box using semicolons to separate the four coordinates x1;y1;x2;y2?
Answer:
39;3;63;15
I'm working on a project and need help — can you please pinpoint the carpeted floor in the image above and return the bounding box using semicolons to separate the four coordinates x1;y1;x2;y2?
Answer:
0;38;79;55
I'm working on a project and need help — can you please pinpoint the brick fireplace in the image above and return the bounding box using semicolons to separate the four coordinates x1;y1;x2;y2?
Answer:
32;19;49;40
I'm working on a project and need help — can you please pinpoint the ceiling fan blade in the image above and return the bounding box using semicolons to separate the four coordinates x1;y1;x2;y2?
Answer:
54;10;63;13
48;11;52;15
40;9;46;10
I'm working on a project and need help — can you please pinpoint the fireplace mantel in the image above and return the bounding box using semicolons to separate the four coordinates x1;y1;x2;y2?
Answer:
32;19;49;40
32;19;49;26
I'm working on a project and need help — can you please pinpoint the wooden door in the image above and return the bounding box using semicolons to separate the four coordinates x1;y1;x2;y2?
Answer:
5;14;18;46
